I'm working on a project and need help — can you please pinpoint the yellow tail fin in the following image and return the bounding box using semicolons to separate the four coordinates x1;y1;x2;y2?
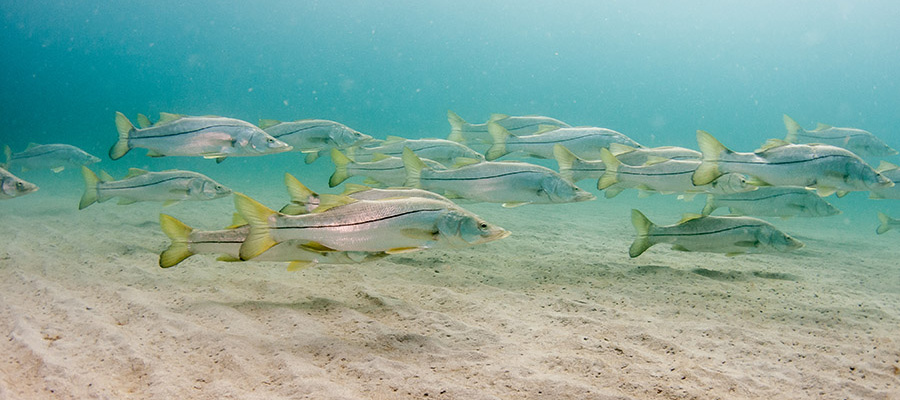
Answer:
158;214;194;268
402;147;427;188
692;130;727;185
485;121;509;161
329;148;353;187
876;212;893;235
783;114;802;143
629;209;655;258
597;148;620;190
78;166;101;210
281;173;319;215
446;110;467;143
234;193;278;260
110;112;133;160
553;144;577;182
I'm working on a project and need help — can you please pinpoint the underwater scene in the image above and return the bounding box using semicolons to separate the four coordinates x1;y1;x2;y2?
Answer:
1;1;899;399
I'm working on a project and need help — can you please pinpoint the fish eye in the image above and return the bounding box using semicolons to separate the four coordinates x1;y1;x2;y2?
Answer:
267;138;275;143
480;223;488;229
16;182;24;190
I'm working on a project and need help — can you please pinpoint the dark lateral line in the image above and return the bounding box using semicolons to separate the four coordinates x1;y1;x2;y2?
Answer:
133;123;246;139
515;133;617;146
272;124;328;138
651;223;765;238
103;176;186;190
722;154;855;166
425;170;540;182
273;208;443;230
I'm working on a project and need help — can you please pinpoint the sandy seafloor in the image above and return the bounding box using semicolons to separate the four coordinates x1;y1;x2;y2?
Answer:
1;170;899;400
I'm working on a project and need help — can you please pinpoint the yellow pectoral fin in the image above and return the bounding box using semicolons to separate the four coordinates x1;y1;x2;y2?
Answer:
386;247;426;255
287;261;316;272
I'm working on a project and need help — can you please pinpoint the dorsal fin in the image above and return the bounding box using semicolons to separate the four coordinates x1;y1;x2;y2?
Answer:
677;213;704;224
157;112;185;124
25;143;41;150
137;113;153;129
488;113;509;122
815;122;833;130
313;194;357;213
756;139;791;152
342;183;372;195
258;119;282;130
608;143;636;156
98;170;116;182
875;161;899;173
384;136;407;144
124;168;150;178
371;153;393;162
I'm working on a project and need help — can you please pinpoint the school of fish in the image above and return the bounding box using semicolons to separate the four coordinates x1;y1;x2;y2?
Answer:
3;111;898;269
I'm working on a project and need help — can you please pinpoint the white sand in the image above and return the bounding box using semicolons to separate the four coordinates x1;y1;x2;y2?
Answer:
1;185;899;399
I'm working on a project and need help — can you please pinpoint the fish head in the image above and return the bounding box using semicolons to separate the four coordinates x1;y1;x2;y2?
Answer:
246;130;293;154
80;152;102;165
812;197;842;217
760;227;804;252
710;173;757;194
332;126;374;149
190;178;232;199
854;139;899;157
1;176;38;198
437;210;510;247
540;176;595;203
854;162;896;191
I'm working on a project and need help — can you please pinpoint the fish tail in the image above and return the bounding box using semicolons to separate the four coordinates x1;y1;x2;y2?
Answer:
597;148;620;190
158;214;194;268
701;194;717;215
280;173;319;215
402;147;427;188
629;209;656;258
329;148;354;187
234;192;278;260
876;212;893;235
692;130;727;186
446;110;467;143
110;112;134;160
485;121;509;161
782;114;802;143
78;166;101;210
553;144;577;182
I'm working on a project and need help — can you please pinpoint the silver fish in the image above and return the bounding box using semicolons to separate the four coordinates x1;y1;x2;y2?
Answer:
598;148;755;199
110;112;292;161
629;210;804;257
868;161;900;200
329;148;447;187
279;173;454;215
447;110;571;144
702;187;841;218
692;131;893;196
553;145;606;183
234;192;509;260
0;167;38;199
876;212;900;234
486;122;642;161
607;143;700;165
783;114;897;157
79;167;231;209
158;214;388;269
3;143;100;173
348;137;484;166
404;148;594;207
260;119;373;163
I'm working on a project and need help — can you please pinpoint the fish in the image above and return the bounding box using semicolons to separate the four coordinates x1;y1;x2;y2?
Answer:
692;131;893;196
403;148;595;207
553;144;606;183
486;122;642;161
3;143;100;173
868;161;900;200
607;143;701;165
328;148;448;187
79;167;231;209
259;119;374;164
0;166;38;199
628;209;804;257
597;148;755;199
279;172;454;215
876;212;900;235
702;187;841;218
110;112;292;162
233;192;510;260
446;110;571;144
783;114;897;157
347;136;484;166
158;214;389;270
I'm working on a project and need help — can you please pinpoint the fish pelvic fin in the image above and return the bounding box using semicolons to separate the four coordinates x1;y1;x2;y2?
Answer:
597;148;620;190
158;214;194;268
629;209;656;258
402;147;427;188
329;148;353;187
876;212;893;235
692;130;727;186
553;144;577;182
78;166;101;210
446;110;466;143
485;121;509;161
782;114;803;143
110;112;134;160
234;192;278;260
701;194;717;216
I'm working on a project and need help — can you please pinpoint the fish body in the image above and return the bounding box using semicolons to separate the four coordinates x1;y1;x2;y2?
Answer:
158;215;388;269
783;114;897;157
0;167;38;199
234;193;510;259
598;148;754;198
329;149;447;187
876;212;900;234
487;122;642;161
261;119;373;163
349;137;484;166
110;112;292;161
629;210;803;257
447;110;571;144
692;131;893;195
703;187;841;218
280;173;453;215
869;161;900;199
404;148;595;207
4;143;100;173
79;167;231;209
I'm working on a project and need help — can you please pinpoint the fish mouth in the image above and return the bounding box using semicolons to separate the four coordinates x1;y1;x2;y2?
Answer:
489;229;512;241
574;192;597;202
